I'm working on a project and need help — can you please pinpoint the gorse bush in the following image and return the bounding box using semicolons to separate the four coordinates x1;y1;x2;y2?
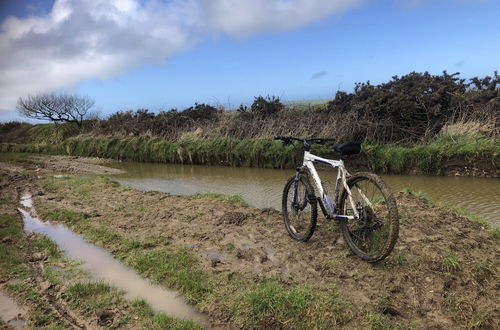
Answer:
326;71;499;142
237;95;284;120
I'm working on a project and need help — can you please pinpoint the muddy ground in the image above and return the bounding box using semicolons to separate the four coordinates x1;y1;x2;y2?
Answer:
0;155;124;175
0;155;499;329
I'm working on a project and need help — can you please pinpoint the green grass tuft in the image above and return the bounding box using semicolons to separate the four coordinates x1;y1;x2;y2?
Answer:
129;248;212;304
442;254;462;272
131;299;202;330
38;207;88;224
246;280;312;324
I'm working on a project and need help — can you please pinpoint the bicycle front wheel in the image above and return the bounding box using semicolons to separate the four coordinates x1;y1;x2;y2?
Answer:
282;174;317;242
338;172;399;262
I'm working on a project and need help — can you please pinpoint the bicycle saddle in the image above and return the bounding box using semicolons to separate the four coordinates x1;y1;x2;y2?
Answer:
333;141;361;155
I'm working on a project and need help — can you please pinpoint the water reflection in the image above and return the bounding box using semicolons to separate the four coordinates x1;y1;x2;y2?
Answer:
109;162;499;227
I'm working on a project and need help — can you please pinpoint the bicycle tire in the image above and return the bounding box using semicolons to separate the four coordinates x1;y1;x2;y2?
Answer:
282;174;318;242
338;172;399;262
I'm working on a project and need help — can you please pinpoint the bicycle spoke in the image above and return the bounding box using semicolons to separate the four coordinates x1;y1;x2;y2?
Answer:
343;176;395;259
282;174;317;241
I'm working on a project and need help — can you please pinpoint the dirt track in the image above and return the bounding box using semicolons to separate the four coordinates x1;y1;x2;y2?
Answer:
1;155;499;329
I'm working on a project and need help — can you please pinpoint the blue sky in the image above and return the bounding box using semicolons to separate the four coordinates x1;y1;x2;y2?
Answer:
0;0;499;121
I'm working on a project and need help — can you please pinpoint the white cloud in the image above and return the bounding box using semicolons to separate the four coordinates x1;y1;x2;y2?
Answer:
0;0;361;111
203;0;362;36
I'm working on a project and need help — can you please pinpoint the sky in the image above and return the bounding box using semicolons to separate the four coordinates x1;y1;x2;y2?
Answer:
0;0;499;122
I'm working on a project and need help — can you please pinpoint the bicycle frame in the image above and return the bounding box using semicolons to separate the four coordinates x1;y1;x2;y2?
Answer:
299;151;364;221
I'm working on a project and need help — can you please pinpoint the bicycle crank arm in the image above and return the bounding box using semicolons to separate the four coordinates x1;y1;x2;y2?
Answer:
334;215;355;221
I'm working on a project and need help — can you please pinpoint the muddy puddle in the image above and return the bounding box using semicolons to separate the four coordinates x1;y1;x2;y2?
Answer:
0;291;27;329
18;194;209;327
109;162;500;227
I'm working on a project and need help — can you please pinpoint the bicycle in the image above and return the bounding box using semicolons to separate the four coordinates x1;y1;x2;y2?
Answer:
274;136;399;263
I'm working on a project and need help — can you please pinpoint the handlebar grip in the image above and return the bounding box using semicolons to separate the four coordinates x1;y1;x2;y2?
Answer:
274;136;289;141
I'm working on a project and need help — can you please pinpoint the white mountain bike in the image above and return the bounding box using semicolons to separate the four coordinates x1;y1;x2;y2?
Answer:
274;136;399;263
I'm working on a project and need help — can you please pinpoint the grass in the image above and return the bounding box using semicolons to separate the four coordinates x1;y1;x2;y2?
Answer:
129;248;212;304
0;151;44;163
401;187;433;205
37;207;88;225
246;280;312;324
65;281;118;316
30;235;61;259
191;192;249;206
364;134;499;175
0;214;27;280
238;281;353;329
2;132;497;174
65;281;203;329
131;299;202;330
442;254;462;272
365;312;412;330
386;253;408;267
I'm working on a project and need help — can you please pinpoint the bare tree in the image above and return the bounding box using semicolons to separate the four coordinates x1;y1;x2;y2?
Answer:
17;93;95;127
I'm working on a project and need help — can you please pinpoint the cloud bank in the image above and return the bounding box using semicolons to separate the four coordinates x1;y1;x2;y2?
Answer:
0;0;362;111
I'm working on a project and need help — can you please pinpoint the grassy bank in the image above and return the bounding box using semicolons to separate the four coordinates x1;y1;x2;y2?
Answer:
1;133;498;176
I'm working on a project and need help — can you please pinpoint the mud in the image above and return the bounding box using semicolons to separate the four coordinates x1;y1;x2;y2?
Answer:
32;156;125;175
18;195;209;326
0;155;124;175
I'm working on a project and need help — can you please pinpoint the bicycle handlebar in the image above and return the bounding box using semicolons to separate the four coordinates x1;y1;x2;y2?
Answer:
273;136;335;145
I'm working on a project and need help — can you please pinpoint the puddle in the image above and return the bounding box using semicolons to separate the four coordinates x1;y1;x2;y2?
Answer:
19;194;32;208
0;291;27;329
18;194;209;327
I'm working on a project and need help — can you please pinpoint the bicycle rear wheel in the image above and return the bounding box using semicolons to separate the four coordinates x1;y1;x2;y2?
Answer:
282;174;317;242
338;172;399;262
